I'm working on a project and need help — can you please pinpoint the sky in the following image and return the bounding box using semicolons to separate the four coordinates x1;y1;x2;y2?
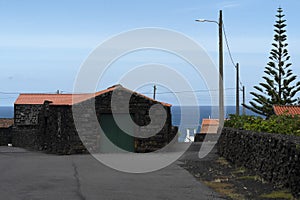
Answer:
0;0;300;106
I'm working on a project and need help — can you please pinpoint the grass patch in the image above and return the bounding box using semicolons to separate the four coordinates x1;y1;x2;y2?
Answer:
216;157;230;166
260;190;295;199
204;181;244;200
237;174;268;184
237;175;260;181
232;167;247;175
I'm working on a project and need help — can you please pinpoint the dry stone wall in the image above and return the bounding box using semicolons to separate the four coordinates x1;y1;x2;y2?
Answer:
0;127;12;145
218;127;300;198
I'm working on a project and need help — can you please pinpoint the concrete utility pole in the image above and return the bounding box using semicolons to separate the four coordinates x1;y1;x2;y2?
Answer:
153;85;157;100
242;86;246;115
236;63;240;116
219;10;224;126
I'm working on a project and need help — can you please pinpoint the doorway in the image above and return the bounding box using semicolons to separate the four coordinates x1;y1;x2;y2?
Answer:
99;114;135;153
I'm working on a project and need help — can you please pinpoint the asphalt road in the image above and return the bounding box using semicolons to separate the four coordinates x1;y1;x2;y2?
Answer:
0;145;226;200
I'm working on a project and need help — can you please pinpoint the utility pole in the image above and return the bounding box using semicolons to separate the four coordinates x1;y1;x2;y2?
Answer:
153;85;157;100
219;10;224;126
236;63;239;116
242;86;246;115
195;10;224;126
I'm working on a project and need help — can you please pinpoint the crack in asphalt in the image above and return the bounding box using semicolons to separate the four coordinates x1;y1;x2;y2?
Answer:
72;161;87;200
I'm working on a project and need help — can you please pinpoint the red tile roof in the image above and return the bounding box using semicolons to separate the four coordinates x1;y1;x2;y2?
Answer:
0;118;14;128
273;105;300;116
201;119;219;125
200;119;219;134
14;85;171;107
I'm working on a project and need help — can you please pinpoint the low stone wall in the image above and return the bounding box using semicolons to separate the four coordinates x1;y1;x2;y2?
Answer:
12;124;87;155
0;127;12;146
218;127;300;198
194;133;220;142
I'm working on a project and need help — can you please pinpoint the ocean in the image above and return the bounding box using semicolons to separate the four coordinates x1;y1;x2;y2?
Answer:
0;106;257;141
0;106;14;118
171;106;258;141
171;105;257;126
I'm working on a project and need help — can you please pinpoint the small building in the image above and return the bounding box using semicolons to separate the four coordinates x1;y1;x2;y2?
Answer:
13;85;177;154
0;119;14;146
194;119;219;142
273;105;300;116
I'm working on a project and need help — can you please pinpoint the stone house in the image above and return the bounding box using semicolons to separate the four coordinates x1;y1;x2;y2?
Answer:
13;85;177;154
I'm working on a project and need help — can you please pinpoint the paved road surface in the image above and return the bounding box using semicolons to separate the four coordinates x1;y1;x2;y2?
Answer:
0;145;225;200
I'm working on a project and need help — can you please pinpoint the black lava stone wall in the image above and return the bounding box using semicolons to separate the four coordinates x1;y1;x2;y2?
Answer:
0;127;12;146
218;127;300;198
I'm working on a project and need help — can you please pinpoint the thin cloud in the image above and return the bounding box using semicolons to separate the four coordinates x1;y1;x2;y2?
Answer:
0;34;105;49
218;1;241;9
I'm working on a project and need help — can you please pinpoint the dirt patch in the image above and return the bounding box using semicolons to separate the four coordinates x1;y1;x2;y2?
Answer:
179;144;297;200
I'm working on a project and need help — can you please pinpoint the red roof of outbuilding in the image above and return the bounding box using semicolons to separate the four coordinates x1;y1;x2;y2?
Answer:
200;119;219;134
14;85;171;107
201;119;219;125
15;93;74;105
0;118;14;128
273;105;300;116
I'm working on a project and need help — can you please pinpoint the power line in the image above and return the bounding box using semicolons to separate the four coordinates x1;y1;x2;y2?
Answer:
222;23;237;69
142;88;235;95
239;81;243;88
0;97;17;99
0;90;70;95
222;22;245;97
0;92;20;95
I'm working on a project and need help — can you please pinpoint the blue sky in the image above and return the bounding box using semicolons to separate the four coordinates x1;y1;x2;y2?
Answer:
0;0;300;106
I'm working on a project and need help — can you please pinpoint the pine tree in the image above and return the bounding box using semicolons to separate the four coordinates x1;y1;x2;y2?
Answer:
244;7;300;117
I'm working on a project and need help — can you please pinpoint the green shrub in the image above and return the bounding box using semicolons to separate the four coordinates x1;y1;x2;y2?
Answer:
224;114;300;136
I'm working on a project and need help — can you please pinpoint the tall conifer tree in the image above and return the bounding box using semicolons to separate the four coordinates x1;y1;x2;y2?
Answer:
244;7;300;117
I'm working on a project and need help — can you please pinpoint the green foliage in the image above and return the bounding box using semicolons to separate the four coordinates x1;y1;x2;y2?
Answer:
260;190;295;199
225;114;300;136
244;7;300;118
